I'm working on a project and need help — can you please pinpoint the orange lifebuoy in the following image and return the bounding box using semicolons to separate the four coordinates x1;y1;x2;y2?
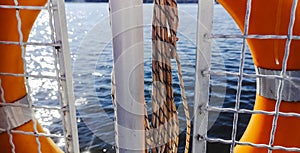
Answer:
0;0;62;152
218;0;300;152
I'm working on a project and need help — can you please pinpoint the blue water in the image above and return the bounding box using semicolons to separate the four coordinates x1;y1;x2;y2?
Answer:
27;3;256;153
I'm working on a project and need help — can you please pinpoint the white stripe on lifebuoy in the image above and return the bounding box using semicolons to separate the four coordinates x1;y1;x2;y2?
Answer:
256;67;300;102
0;95;32;133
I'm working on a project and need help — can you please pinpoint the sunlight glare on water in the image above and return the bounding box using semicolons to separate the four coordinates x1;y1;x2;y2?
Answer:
24;3;256;153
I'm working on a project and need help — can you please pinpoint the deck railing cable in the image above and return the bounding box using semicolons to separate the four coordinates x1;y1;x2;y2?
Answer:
0;0;79;152
229;0;252;152
268;0;298;152
193;0;300;153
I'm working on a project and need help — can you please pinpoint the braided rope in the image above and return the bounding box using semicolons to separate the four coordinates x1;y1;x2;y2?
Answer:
150;0;190;152
173;51;191;153
151;0;178;152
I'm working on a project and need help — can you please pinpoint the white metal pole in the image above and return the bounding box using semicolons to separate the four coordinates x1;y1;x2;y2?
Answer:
52;0;80;152
110;0;145;152
192;0;214;152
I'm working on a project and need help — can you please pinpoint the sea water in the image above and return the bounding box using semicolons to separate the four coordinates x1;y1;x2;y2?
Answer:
27;3;256;153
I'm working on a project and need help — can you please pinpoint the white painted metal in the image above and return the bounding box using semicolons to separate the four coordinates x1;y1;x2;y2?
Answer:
52;0;80;152
110;0;145;152
192;0;214;152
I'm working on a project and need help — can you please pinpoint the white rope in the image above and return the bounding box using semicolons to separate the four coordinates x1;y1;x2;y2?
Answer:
208;106;300;118
0;5;49;10
209;69;300;83
10;129;64;138
1;0;79;152
13;0;43;152
0;72;59;79
204;136;300;152
211;34;300;39
229;0;252;152
194;0;300;152
0;101;68;112
0;79;16;153
0;40;61;47
268;0;299;152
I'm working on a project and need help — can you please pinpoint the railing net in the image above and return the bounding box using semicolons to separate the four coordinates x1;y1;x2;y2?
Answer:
0;0;79;152
193;0;300;153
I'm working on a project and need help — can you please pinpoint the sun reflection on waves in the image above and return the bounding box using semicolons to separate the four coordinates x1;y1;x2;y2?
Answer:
26;10;65;146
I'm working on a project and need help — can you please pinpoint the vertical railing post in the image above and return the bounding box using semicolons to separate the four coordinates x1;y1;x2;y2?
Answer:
110;0;145;152
52;0;80;152
192;0;214;152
